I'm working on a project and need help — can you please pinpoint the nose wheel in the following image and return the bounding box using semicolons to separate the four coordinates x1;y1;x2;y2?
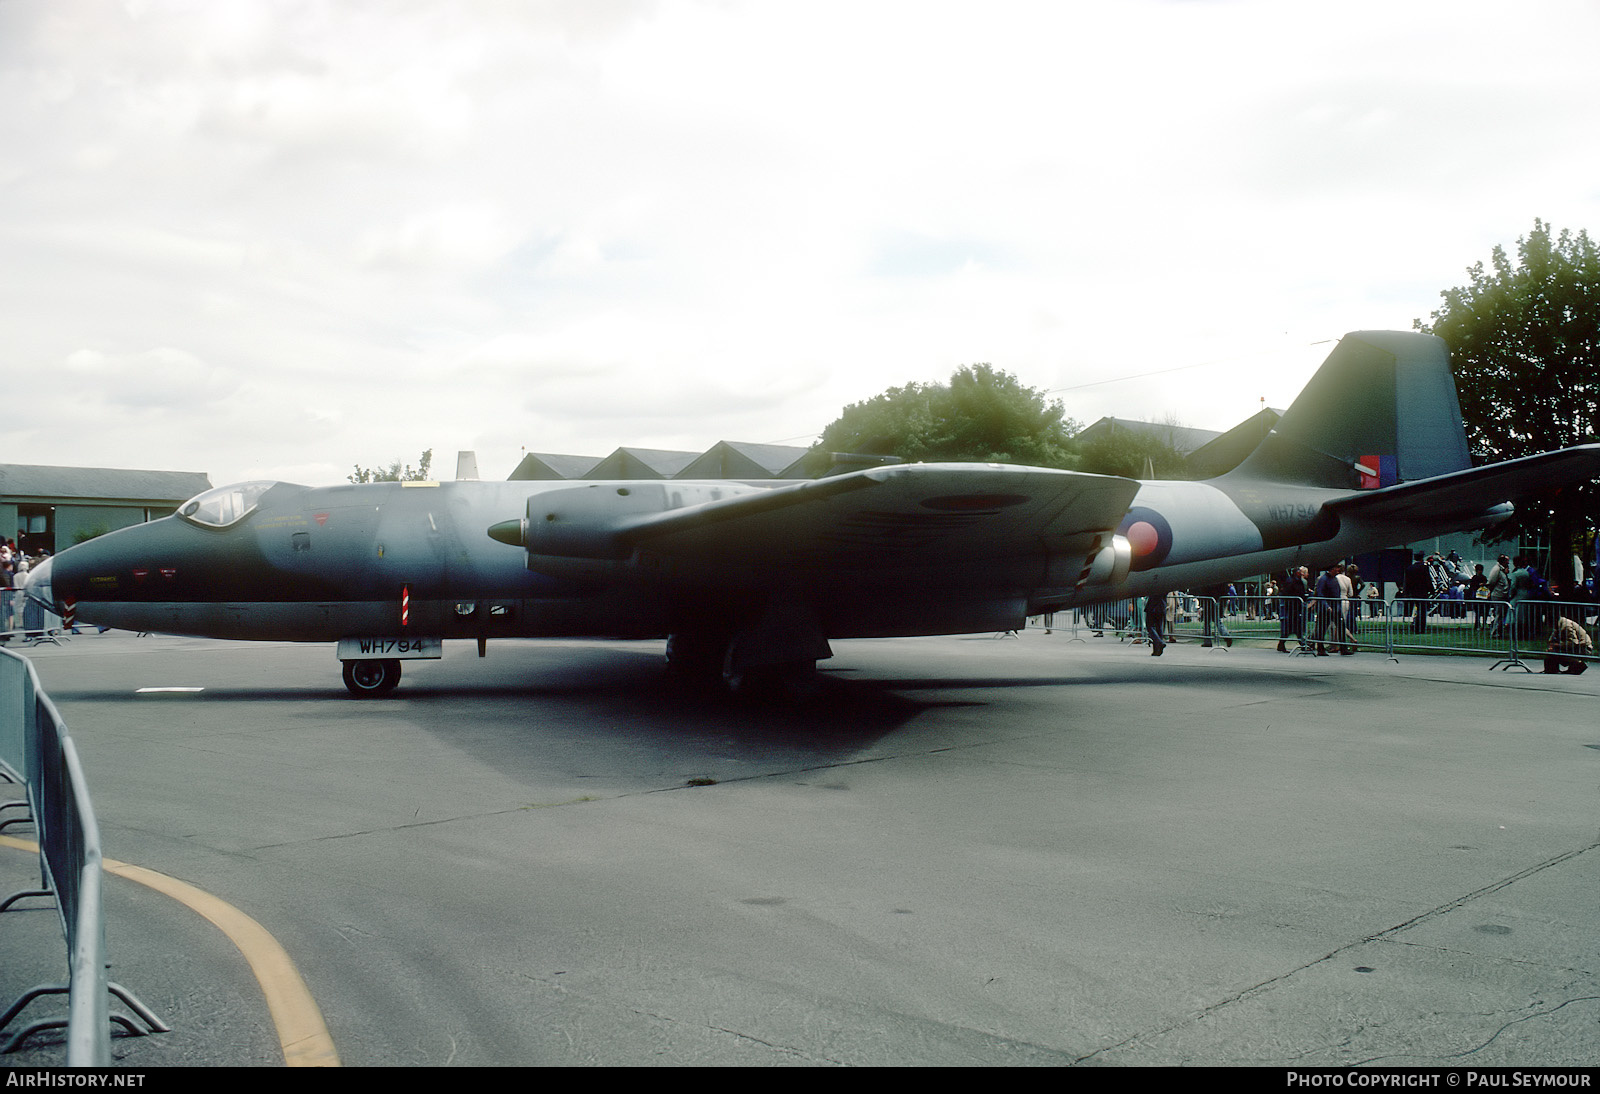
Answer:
342;658;401;697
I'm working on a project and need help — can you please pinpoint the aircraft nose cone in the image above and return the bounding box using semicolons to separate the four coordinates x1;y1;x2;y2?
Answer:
23;554;54;614
28;533;114;616
488;518;526;547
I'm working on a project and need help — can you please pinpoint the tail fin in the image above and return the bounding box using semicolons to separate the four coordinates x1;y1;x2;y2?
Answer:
1224;331;1472;489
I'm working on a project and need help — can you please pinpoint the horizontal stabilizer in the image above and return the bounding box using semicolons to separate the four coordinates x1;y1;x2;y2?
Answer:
1325;443;1600;523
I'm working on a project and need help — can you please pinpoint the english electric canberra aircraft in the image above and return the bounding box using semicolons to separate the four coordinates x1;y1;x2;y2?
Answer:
26;332;1600;696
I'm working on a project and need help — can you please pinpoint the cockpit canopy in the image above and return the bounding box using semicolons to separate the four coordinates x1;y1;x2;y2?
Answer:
178;481;278;529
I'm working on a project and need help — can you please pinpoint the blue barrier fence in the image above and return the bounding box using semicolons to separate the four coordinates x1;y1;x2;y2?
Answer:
0;649;166;1064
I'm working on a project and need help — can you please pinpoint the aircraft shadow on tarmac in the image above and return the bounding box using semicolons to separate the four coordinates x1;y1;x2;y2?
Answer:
399;647;990;759
42;640;1356;779
48;644;984;763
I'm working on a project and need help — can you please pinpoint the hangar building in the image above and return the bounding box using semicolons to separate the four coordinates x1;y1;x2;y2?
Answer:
1;463;212;555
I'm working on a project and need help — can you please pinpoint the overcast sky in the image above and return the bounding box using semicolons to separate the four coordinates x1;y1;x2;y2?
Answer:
3;0;1598;488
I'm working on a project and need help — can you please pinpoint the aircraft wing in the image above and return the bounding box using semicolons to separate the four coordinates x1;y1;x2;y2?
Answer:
1324;443;1600;524
609;463;1141;577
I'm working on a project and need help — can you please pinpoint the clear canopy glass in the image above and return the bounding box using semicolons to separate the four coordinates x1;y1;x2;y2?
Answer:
177;481;277;528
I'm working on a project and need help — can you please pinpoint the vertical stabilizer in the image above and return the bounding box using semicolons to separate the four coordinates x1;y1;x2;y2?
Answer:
1222;331;1472;489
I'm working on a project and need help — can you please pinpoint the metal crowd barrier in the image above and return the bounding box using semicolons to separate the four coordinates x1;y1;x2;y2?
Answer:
1073;598;1139;642
1386;596;1592;671
2;587;68;647
1389;596;1508;661
1049;596;1233;648
1034;594;1595;673
0;648;164;1065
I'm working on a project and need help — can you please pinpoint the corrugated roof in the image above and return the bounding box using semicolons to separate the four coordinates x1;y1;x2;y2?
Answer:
508;452;604;480
1074;417;1222;455
676;441;811;479
0;463;212;503
582;447;701;480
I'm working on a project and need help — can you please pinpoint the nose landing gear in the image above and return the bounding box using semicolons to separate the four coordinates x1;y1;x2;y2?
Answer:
342;658;401;697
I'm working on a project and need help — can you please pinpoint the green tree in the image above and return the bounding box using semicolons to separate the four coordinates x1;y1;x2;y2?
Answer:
1074;424;1190;479
812;365;1079;472
1415;220;1599;555
350;448;434;483
72;524;112;545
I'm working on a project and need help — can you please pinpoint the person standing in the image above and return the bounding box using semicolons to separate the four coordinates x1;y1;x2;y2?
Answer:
1404;552;1432;633
1144;592;1168;656
1509;556;1541;642
1466;564;1488;627
0;543;11;632
1486;554;1512;637
1312;564;1349;656
1200;582;1232;647
1279;566;1308;653
1341;562;1360;652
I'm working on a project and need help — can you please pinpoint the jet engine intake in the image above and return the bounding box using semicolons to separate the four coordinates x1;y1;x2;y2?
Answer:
1080;534;1132;589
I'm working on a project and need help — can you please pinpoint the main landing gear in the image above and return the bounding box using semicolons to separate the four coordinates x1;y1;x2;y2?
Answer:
664;632;824;700
342;658;402;698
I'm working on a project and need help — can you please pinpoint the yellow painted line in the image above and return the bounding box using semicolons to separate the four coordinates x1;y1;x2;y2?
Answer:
0;834;339;1067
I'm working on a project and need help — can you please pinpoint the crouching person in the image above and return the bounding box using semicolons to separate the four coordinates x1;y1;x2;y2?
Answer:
1544;615;1593;675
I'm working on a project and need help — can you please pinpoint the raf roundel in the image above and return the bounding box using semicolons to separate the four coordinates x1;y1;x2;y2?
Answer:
1117;506;1173;571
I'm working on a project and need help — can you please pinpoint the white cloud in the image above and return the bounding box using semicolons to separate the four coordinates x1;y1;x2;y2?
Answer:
0;0;1596;486
60;346;238;409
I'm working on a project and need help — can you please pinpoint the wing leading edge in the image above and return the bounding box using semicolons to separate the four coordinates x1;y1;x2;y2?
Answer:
503;464;1141;597
636;463;1139;559
623;463;1141;573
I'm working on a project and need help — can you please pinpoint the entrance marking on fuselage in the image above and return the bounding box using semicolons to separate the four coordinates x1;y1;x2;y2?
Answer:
0;835;339;1067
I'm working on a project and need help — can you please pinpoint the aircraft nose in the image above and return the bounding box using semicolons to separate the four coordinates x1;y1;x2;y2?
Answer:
23;554;54;615
24;535;104;618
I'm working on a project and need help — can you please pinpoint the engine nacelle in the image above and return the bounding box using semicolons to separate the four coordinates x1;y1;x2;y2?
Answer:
488;482;760;560
527;484;667;559
1081;534;1132;590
